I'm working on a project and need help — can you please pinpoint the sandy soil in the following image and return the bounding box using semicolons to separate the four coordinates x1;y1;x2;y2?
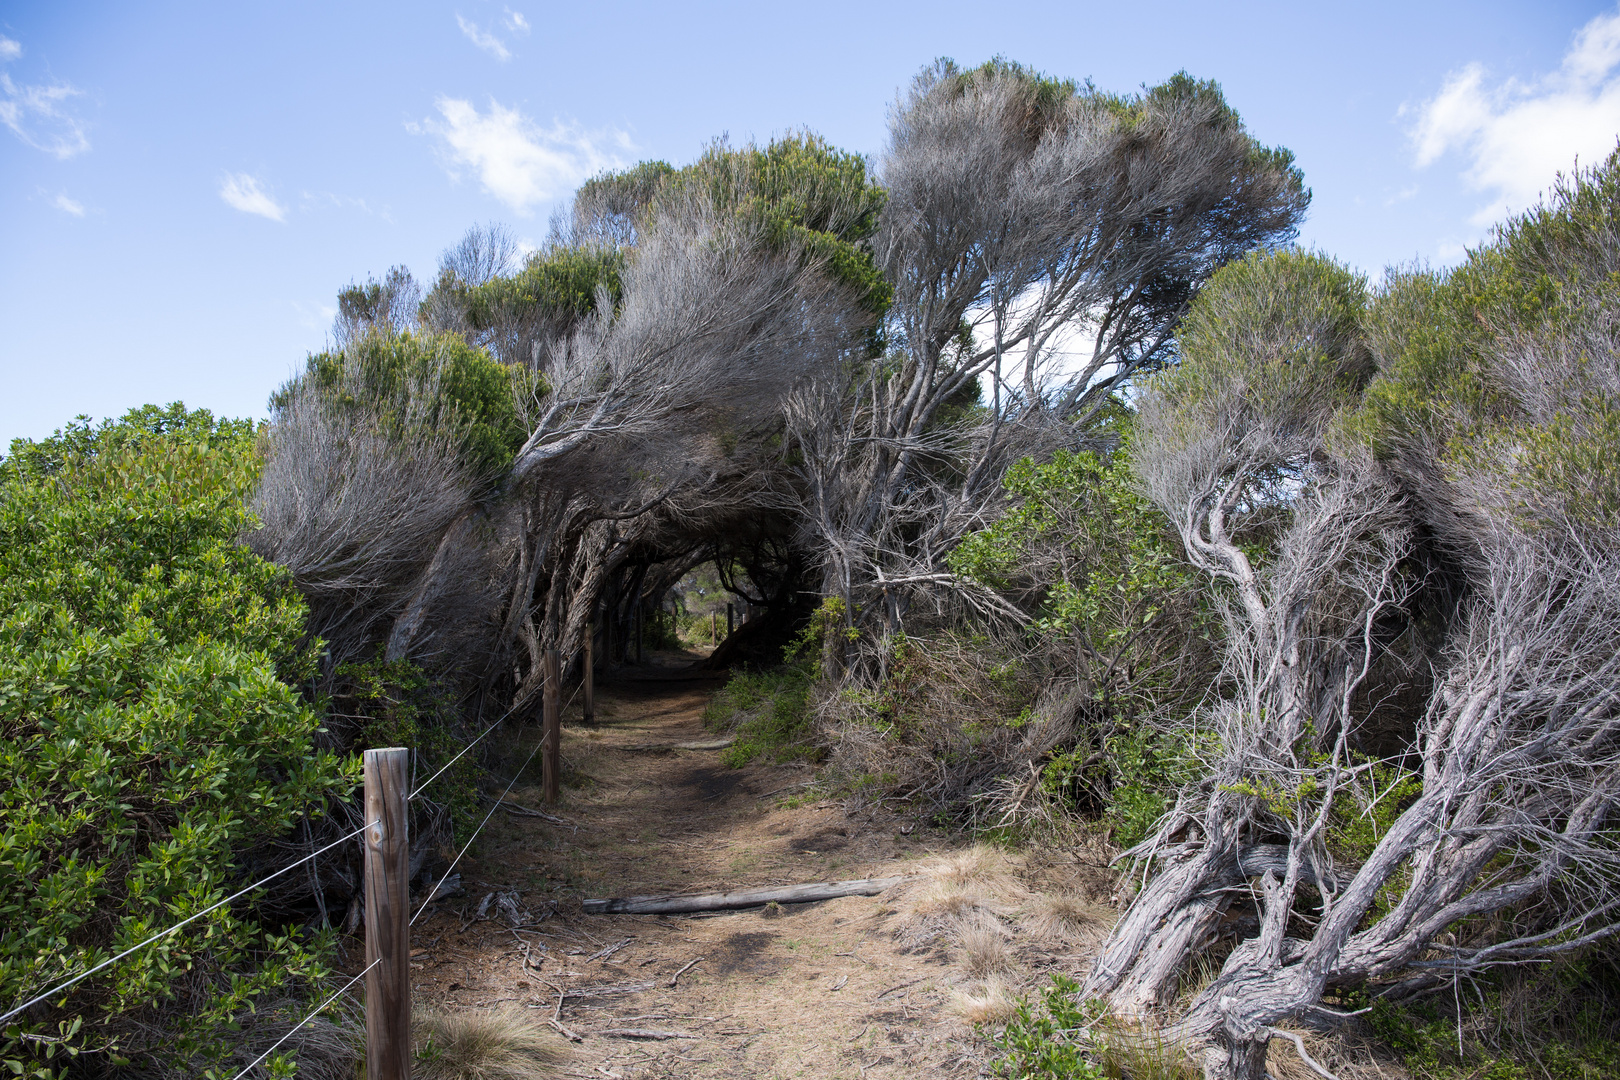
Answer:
402;650;1118;1080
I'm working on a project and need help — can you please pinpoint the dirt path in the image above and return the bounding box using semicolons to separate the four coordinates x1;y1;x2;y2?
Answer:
407;653;1115;1079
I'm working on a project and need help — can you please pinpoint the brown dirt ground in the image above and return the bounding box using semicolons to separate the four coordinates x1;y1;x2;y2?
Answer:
400;650;1118;1080
396;648;1408;1080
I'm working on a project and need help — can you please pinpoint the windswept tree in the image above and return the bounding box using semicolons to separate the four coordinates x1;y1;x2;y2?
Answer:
1085;158;1620;1078
790;59;1310;662
254;134;884;703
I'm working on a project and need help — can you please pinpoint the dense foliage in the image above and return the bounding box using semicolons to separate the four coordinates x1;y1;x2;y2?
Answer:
274;330;532;487
0;406;354;1077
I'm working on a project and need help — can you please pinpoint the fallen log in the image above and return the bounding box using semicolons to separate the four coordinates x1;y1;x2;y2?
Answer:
583;877;907;915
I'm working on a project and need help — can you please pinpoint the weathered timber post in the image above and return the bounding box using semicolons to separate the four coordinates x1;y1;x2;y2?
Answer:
363;747;410;1080
542;649;561;804
583;624;595;724
710;612;716;646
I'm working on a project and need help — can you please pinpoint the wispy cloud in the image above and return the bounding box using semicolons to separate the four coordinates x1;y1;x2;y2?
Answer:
504;8;530;34
1383;184;1419;207
1408;7;1620;224
1;47;91;159
219;173;287;222
292;298;339;334
457;14;511;60
52;191;85;216
409;97;630;215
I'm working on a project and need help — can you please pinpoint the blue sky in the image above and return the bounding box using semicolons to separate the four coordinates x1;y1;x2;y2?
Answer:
2;0;1617;447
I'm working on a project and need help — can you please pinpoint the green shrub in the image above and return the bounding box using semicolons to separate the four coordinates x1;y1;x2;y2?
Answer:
274;330;534;489
704;667;816;766
703;600;841;766
1363;953;1620;1080
642;608;683;651
329;653;481;842
990;976;1104;1079
0;405;355;1077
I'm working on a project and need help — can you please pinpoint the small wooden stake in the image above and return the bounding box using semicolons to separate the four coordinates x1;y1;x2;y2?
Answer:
542;649;560;804
583;624;595;724
363;748;410;1080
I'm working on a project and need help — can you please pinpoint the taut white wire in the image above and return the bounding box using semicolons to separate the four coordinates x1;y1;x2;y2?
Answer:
0;821;374;1027
225;958;380;1080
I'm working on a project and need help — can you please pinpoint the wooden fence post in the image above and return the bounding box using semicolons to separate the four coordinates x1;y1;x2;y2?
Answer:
363;747;410;1080
542;649;561;804
710;612;716;646
583;625;595;724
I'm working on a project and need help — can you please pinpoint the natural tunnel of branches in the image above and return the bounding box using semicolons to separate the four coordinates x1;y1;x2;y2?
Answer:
238;57;1620;1080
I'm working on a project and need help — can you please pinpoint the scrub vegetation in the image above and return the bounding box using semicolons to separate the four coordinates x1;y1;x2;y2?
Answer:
7;54;1620;1080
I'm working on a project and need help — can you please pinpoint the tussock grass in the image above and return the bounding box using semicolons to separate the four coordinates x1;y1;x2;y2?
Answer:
949;975;1018;1025
1019;892;1113;948
954;910;1014;977
894;844;1028;947
413;1005;569;1080
1094;1027;1201;1080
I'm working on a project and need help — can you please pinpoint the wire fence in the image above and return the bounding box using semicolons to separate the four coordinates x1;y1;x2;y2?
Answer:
411;678;583;926
225;958;380;1080
407;701;522;803
2;650;585;1078
0;819;375;1029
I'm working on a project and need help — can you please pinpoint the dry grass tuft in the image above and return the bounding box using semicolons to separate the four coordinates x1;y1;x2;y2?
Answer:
928;844;1021;889
954;910;1014;977
948;975;1018;1025
895;843;1029;946
909;876;994;919
1095;1026;1201;1080
413;1004;569;1080
1020;891;1114;948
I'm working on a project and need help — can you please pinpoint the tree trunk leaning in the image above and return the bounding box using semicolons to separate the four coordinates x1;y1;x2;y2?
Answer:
542;649;560;804
583;625;594;724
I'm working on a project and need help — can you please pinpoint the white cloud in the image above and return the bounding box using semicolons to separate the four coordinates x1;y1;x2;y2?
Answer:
504;8;530;33
1;72;90;158
292;298;339;334
410;97;629;215
219;173;287;222
1383;184;1419;207
52;192;84;216
0;36;21;61
1409;8;1620;224
457;14;511;60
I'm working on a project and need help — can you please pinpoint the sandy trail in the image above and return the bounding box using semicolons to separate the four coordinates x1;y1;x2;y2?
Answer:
405;651;1109;1079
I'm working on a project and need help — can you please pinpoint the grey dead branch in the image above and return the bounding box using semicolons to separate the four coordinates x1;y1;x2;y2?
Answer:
583;877;906;915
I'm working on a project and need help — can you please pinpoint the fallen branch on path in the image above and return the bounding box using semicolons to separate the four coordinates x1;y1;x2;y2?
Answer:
582;877;906;915
596;1029;699;1040
621;737;735;752
583;937;634;963
666;957;704;988
872;977;927;1001
547;1018;583;1042
556;982;657;999
480;796;577;826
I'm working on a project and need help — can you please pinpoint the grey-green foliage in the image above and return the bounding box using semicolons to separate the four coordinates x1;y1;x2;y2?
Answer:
1080;154;1620;1080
